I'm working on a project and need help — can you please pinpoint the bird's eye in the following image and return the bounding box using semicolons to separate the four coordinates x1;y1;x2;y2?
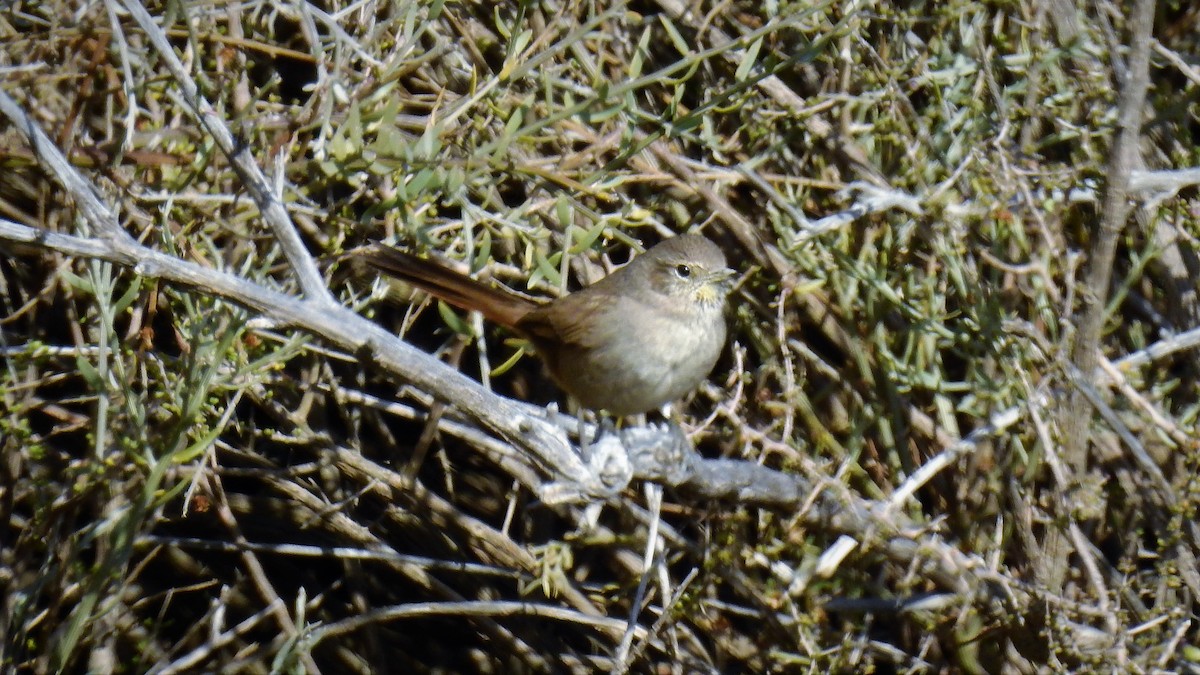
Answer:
674;264;692;278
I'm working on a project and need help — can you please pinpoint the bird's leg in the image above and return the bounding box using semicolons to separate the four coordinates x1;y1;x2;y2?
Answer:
660;402;685;437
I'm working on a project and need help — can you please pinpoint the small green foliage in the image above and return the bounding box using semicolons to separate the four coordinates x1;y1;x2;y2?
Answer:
525;542;574;599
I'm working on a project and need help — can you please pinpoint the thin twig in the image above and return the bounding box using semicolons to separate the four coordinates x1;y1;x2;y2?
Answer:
119;0;334;306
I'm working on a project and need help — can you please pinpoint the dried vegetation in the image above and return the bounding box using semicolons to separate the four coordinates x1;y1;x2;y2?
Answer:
2;0;1200;672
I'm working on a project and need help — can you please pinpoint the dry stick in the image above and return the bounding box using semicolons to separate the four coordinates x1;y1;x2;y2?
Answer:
5;70;324;669
308;600;651;648
614;483;665;670
1024;382;1121;650
332;448;609;622
328;384;549;488
886;404;1028;511
1062;0;1157;463
618;568;701;672
1051;0;1157;594
118;0;334;307
265;476;549;670
205;471;324;675
151;599;285;675
136;535;527;578
1113;324;1200;371
1100;356;1194;447
0;103;131;246
1066;367;1200;599
0;87;591;495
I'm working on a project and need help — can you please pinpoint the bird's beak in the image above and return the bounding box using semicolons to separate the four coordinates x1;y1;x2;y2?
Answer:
711;268;736;290
696;268;736;303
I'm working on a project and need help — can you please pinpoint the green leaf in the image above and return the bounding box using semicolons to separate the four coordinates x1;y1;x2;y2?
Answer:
444;166;465;194
736;37;764;81
413;126;442;162
437;301;474;337
471;231;493;270
628;26;652;80
330;102;364;162
569;222;607;254
490;343;528;377
658;15;689;57
530;248;562;288
408;167;438;196
58;266;93;294
76;354;105;390
492;105;526;160
113;277;144;316
500;29;534;80
555;196;574;232
174;423;222;464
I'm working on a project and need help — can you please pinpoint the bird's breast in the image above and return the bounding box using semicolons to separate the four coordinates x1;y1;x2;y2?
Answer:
538;295;726;415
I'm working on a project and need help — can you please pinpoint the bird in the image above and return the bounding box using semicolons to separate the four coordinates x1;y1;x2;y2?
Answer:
358;234;734;416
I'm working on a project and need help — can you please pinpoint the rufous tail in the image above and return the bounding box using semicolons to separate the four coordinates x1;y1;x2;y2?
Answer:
357;244;535;329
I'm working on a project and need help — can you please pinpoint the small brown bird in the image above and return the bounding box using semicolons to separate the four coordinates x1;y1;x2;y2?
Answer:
359;235;734;416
